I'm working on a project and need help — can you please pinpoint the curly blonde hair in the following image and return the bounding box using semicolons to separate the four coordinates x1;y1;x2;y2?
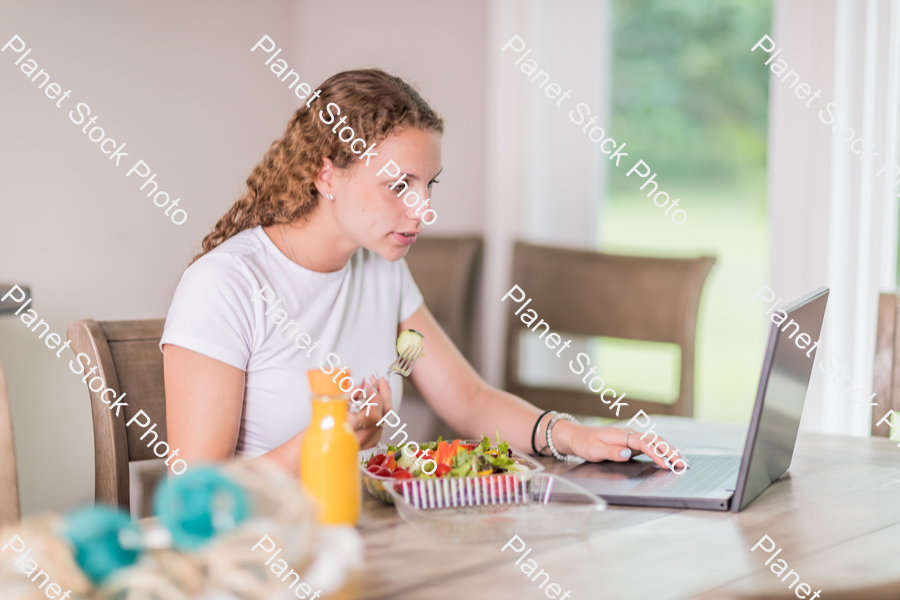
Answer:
193;69;443;262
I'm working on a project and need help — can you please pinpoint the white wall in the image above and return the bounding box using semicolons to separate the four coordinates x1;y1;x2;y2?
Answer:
0;0;296;515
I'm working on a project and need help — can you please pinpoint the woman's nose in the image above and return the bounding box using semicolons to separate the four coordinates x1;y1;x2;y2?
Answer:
404;201;425;221
400;188;430;220
408;196;436;225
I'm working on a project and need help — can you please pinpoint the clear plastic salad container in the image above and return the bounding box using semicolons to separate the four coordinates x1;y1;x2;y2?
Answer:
358;440;545;505
386;473;608;543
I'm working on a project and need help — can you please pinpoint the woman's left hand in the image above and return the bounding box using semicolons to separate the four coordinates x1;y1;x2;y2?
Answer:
551;420;687;472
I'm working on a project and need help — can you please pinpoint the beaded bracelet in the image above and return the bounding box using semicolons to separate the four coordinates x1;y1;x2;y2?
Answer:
531;410;556;455
546;412;580;461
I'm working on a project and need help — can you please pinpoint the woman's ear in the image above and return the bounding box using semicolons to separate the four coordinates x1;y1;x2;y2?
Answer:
314;157;335;199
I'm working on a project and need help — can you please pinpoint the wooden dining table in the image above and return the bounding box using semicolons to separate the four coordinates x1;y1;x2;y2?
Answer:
324;416;900;600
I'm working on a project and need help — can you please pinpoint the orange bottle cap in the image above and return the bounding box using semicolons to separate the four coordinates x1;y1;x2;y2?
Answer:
307;369;350;396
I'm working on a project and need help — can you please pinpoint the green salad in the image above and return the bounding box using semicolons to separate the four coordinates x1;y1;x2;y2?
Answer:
364;436;532;478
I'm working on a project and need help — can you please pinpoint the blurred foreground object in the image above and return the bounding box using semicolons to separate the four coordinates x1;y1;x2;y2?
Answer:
0;460;362;599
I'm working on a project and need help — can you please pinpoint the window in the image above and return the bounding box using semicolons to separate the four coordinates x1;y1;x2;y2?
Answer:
599;0;773;423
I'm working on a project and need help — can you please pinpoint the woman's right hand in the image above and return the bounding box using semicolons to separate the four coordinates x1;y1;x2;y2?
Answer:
348;375;393;449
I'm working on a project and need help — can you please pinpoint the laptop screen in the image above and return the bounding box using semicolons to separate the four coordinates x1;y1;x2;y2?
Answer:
733;288;829;512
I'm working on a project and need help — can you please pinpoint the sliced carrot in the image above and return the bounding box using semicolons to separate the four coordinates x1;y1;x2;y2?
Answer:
435;441;453;465
384;453;397;471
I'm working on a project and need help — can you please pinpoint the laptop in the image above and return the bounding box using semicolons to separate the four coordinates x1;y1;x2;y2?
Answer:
561;287;829;512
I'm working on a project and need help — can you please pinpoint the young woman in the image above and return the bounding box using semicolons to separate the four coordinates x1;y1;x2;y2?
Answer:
160;69;683;475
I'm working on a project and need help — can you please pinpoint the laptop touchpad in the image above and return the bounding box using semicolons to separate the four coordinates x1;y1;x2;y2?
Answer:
565;456;669;482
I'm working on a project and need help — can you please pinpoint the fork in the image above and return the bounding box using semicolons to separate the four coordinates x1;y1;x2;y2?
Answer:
389;345;423;377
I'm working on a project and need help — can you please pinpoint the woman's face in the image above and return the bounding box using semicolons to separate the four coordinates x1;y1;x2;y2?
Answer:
325;127;442;261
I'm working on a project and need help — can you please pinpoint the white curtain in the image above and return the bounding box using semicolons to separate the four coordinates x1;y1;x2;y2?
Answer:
769;0;900;436
481;0;610;386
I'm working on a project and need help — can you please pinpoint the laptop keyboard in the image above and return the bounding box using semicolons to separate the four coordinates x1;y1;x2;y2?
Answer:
629;454;741;497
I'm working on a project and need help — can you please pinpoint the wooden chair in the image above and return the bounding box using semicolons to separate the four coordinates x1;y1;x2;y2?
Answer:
504;241;715;420
67;319;167;512
0;283;31;316
404;235;483;358
872;292;900;436
0;362;21;526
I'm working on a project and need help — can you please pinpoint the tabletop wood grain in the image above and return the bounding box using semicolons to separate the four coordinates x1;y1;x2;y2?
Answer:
325;415;900;600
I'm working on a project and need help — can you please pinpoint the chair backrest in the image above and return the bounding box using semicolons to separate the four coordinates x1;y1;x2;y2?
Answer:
872;292;900;436
66;319;167;511
504;241;715;420
403;235;483;358
0;362;21;527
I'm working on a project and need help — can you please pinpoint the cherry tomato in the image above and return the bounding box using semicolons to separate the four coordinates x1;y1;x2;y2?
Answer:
374;467;393;478
434;463;452;477
366;464;381;474
391;468;413;479
369;454;386;467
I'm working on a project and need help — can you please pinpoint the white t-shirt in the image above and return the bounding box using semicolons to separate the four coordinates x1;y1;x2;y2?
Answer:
160;226;424;458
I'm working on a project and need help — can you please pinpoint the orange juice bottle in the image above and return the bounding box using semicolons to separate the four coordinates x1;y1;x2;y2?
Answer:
301;369;361;525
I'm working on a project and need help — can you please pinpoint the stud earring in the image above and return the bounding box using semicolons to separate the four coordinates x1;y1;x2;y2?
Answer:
326;193;334;200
